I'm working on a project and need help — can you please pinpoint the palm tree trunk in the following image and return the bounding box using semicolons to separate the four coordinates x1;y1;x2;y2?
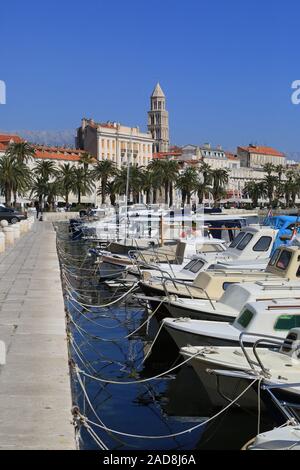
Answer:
65;191;69;205
5;185;11;206
164;182;168;205
13;189;17;207
110;194;116;206
169;182;173;207
78;188;81;205
101;178;106;205
146;190;150;205
187;192;191;205
153;189;157;204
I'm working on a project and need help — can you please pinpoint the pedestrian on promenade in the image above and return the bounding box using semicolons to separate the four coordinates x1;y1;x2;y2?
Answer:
34;201;40;219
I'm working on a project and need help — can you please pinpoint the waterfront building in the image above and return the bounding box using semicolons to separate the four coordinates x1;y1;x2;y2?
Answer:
76;118;153;168
237;144;286;168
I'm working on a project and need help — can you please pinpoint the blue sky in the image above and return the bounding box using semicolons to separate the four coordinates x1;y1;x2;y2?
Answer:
1;0;300;155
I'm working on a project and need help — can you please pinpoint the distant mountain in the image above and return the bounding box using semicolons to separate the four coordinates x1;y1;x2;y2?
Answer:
0;129;76;147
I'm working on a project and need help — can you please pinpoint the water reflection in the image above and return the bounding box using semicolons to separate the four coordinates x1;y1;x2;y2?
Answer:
56;223;275;450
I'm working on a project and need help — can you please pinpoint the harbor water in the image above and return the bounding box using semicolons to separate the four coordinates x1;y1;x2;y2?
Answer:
57;222;275;450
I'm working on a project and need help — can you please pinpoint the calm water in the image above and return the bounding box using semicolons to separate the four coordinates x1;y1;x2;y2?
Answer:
56;223;275;450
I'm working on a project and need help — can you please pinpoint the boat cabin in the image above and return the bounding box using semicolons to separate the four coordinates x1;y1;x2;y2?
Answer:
234;300;300;336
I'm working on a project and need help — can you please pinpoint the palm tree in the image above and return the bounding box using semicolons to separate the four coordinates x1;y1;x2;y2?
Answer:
147;159;164;204
284;170;300;207
5;142;35;206
263;174;278;206
105;179;119;206
79;152;95;173
57;163;75;205
114;165;144;204
31;160;59;208
141;168;153;205
275;164;285;184
46;180;61;210
176;167;199;205
197;162;213;204
73;167;95;205
0;155;31;205
243;181;266;207
92;160;117;205
211;168;229;206
263;163;275;176
166;160;180;207
5;141;35;163
34;160;58;180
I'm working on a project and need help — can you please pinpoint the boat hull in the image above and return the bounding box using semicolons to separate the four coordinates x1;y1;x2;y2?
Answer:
165;301;234;322
186;355;262;410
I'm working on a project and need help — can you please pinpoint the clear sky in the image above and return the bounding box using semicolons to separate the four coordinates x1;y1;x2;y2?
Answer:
1;0;300;155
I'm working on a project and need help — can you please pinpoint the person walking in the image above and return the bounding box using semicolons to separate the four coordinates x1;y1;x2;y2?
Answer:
34;201;40;219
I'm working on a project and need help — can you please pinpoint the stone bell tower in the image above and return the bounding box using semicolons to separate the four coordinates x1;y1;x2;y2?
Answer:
148;83;169;153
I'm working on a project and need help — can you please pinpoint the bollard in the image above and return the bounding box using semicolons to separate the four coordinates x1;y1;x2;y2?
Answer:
0;231;5;253
19;220;26;234
3;226;14;246
23;219;29;233
0;220;8;229
12;223;20;239
27;217;34;230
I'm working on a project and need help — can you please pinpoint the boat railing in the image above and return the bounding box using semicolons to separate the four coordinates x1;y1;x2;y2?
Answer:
161;278;215;310
238;331;284;377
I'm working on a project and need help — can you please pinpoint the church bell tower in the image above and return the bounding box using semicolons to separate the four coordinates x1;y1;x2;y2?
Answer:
148;83;169;153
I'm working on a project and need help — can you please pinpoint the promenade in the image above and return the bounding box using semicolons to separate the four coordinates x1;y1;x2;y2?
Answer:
0;222;74;449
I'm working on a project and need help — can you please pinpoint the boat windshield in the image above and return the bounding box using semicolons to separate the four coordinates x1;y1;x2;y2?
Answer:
229;231;245;248
276;250;292;270
236;233;253;251
253;236;272;252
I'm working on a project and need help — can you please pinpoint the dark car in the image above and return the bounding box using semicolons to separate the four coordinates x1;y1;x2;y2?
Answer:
0;206;26;224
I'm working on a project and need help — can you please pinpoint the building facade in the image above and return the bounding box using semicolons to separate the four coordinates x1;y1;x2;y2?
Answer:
76;118;153;168
238;144;286;168
147;83;169;152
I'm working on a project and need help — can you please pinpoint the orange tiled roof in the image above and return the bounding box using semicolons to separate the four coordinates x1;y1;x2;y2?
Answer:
33;145;89;162
153;151;182;159
238;145;284;157
0;134;23;144
34;150;81;162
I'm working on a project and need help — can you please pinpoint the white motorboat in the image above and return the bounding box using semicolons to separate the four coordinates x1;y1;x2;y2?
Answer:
145;244;300;317
246;425;300;450
163;299;300;349
180;328;300;410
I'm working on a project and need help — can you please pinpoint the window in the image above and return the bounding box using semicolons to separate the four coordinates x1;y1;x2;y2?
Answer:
189;260;205;273
276;250;292;270
236;233;253;250
274;315;300;330
237;309;254;328
253;236;272;252
229;231;245;248
223;282;236;291
269;248;280;266
183;260;198;270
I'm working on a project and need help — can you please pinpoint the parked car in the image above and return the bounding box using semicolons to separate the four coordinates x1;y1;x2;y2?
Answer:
0;206;27;224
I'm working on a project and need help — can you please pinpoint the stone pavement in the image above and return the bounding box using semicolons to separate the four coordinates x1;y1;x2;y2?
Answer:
0;221;74;449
